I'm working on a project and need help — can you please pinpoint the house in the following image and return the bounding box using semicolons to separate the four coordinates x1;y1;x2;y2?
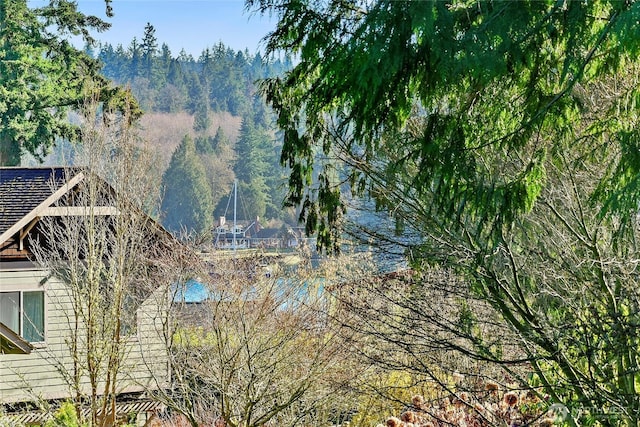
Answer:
247;226;315;250
249;227;283;249
0;167;180;423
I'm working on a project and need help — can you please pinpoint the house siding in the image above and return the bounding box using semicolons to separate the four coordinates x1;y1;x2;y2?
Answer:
0;268;170;404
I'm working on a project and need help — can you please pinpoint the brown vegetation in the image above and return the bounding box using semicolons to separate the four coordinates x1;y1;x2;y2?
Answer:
137;112;242;168
379;383;559;427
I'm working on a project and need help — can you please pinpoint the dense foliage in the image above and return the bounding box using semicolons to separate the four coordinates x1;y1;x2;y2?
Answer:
97;35;292;118
161;135;215;234
253;0;640;251
252;0;640;425
0;0;139;166
234;118;282;222
96;31;293;231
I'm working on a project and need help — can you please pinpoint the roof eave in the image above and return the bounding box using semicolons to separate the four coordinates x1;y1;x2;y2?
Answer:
0;171;85;246
0;322;33;355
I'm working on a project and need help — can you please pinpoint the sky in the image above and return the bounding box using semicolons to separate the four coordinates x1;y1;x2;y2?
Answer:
33;0;277;57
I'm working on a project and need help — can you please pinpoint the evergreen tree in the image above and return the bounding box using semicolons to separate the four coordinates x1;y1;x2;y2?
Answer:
161;135;214;234
204;43;248;115
95;33;293;120
234;119;272;221
210;126;227;152
193;103;210;134
185;71;206;114
98;43;118;78
250;52;267;79
157;55;187;112
113;44;128;78
167;58;185;87
141;23;159;84
202;127;236;220
253;0;640;421
0;0;138;165
127;37;142;79
158;43;172;77
177;48;195;68
263;127;285;220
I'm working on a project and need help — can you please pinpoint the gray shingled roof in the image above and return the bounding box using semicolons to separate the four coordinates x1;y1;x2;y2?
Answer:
0;167;71;236
253;228;281;239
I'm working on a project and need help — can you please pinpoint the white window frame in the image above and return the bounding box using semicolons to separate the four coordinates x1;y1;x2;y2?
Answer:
0;288;46;344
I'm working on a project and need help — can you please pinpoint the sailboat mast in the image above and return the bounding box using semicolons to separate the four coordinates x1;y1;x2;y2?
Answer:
233;179;237;251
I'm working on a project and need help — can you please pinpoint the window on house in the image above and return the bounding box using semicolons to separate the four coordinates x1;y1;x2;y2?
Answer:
0;291;45;343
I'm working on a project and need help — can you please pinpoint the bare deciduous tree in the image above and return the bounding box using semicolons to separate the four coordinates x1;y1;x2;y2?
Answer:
30;92;182;426
155;254;362;427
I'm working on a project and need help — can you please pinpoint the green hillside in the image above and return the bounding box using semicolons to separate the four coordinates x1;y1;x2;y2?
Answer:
94;25;294;234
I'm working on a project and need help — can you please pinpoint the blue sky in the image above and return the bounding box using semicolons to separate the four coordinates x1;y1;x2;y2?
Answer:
35;1;276;57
